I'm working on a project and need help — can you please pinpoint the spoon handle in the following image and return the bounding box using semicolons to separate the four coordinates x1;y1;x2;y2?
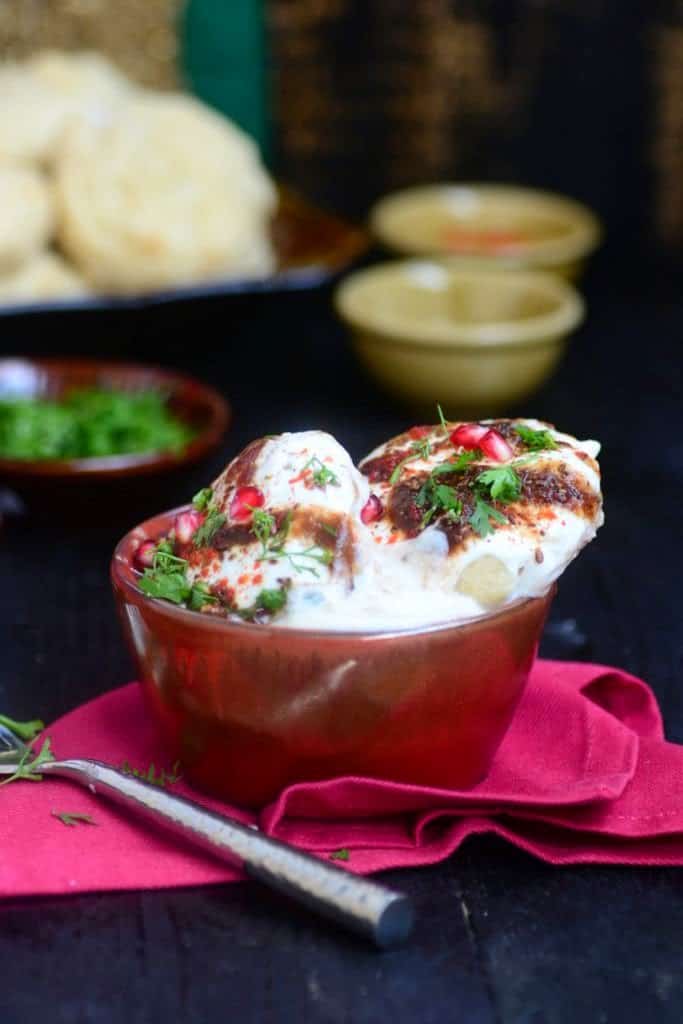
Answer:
44;758;414;948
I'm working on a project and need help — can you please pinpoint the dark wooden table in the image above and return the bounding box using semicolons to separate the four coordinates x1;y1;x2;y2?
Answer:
2;259;682;1023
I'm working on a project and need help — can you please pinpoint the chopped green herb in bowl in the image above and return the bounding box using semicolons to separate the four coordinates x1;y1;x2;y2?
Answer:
0;388;195;461
0;359;230;521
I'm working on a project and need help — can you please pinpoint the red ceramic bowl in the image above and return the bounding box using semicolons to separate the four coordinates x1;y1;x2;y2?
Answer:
112;506;554;808
0;358;230;515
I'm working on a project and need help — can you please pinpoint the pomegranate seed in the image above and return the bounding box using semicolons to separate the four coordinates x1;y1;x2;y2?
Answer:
408;425;431;439
174;510;204;544
134;539;157;570
230;486;265;523
360;494;384;525
450;423;488;449
479;429;513;462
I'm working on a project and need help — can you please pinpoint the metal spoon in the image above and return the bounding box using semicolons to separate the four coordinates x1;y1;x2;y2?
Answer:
0;724;413;948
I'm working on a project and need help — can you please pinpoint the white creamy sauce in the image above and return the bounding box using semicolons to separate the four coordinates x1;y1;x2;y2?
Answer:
187;421;603;630
242;430;368;514
187;431;367;610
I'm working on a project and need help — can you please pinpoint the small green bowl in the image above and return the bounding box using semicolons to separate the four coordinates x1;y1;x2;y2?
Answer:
370;184;602;281
334;261;584;416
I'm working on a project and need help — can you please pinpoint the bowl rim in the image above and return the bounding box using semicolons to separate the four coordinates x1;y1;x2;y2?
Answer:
0;357;230;479
111;502;555;642
369;182;602;265
334;261;585;349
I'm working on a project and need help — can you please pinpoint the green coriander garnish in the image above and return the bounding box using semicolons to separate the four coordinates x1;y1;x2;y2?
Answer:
282;546;334;576
411;450;480;528
515;424;557;451
0;737;54;786
469;496;508;537
52;811;97;827
430;450;480;476
250;506;277;556
475;466;521;503
304;456;340;489
250;507;289;558
153;539;188;572
188;581;215;611
467;465;520;536
270;509;294;550
250;509;332;577
192;487;213;511
0;714;45;741
139;568;191;605
416;479;462;528
139;542;217;609
256;588;288;613
0;388;194;460
321;522;338;538
329;848;350;862
193;507;226;547
389;438;432;485
237;586;289;621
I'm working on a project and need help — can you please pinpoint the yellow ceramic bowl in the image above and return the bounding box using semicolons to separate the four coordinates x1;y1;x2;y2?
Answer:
334;261;584;415
370;184;601;280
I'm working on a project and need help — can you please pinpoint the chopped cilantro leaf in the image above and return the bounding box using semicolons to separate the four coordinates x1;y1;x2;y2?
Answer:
192;487;213;511
0;737;54;786
0;388;195;461
271;510;292;550
305;456;340;488
188;582;217;611
257;588;288;613
412;438;432;460
137;537;215;612
475;466;521;503
252;509;331;576
250;507;277;555
139;570;191;605
469;496;508;537
193;508;226;547
416;478;462;528
389;438;432;485
515;424;557;451
283;545;334;575
0;714;44;741
153;540;188;573
431;450;480;476
412;450;480;529
52;811;97;827
236;586;289;621
329;848;350;861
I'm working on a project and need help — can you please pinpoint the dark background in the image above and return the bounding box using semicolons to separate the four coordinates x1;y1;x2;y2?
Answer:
2;266;682;1022
1;0;683;1020
268;0;683;269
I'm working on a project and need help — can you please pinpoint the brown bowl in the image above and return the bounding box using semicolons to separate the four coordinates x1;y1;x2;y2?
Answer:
112;506;554;808
0;358;230;515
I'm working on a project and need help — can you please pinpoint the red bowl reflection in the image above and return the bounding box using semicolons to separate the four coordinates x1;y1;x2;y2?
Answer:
112;506;554;807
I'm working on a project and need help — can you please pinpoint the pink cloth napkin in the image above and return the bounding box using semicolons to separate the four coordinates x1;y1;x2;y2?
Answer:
3;659;683;899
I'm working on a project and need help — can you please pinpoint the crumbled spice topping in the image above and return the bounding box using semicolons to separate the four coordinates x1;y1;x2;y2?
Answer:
364;420;599;552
